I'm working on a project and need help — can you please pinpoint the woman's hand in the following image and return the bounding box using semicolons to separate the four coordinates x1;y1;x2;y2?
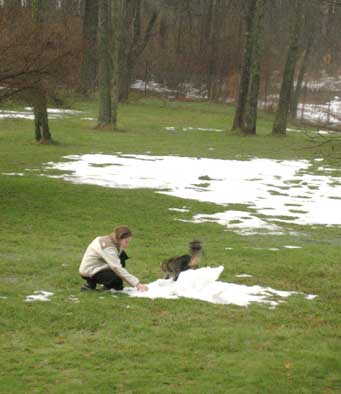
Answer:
136;283;149;292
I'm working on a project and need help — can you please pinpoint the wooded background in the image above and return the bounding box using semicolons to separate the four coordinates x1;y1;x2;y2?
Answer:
1;0;341;140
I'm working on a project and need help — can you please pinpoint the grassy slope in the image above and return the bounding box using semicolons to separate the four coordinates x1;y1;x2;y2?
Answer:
0;95;340;394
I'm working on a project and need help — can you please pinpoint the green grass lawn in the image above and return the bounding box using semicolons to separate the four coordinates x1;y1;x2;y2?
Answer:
1;94;341;394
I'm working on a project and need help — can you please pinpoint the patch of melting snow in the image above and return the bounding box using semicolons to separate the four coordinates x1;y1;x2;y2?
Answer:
0;107;83;120
36;153;341;234
131;79;207;100
25;290;54;302
123;266;316;307
235;274;253;278
192;211;283;235
182;127;223;132
286;128;336;135
264;96;341;127
169;207;190;213
2;172;24;176
68;295;80;303
296;98;341;126
306;78;341;91
131;78;341;126
165;126;223;132
132;80;174;95
248;247;279;251
246;245;302;251
305;294;318;300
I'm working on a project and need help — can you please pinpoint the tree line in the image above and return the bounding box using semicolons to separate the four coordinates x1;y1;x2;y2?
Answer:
0;0;341;142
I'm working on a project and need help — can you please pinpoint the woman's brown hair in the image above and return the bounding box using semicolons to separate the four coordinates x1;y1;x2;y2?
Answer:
113;226;133;241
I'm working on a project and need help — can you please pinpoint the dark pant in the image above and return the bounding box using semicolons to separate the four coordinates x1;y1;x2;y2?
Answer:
82;269;123;290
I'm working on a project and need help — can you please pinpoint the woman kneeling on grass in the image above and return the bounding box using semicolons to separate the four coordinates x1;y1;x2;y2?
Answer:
79;226;148;292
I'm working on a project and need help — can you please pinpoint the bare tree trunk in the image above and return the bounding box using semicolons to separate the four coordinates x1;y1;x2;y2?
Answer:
290;3;316;119
272;0;303;135
231;0;256;131
119;61;134;102
61;0;80;15
32;0;43;22
289;43;311;119
118;0;130;102
80;0;98;95
31;0;51;142
7;0;22;7
206;0;215;100
119;0;158;102
111;0;123;129
263;68;270;110
32;89;51;143
242;0;265;135
97;0;112;127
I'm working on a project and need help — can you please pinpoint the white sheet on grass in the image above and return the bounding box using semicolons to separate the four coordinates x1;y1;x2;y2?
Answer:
123;266;316;307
